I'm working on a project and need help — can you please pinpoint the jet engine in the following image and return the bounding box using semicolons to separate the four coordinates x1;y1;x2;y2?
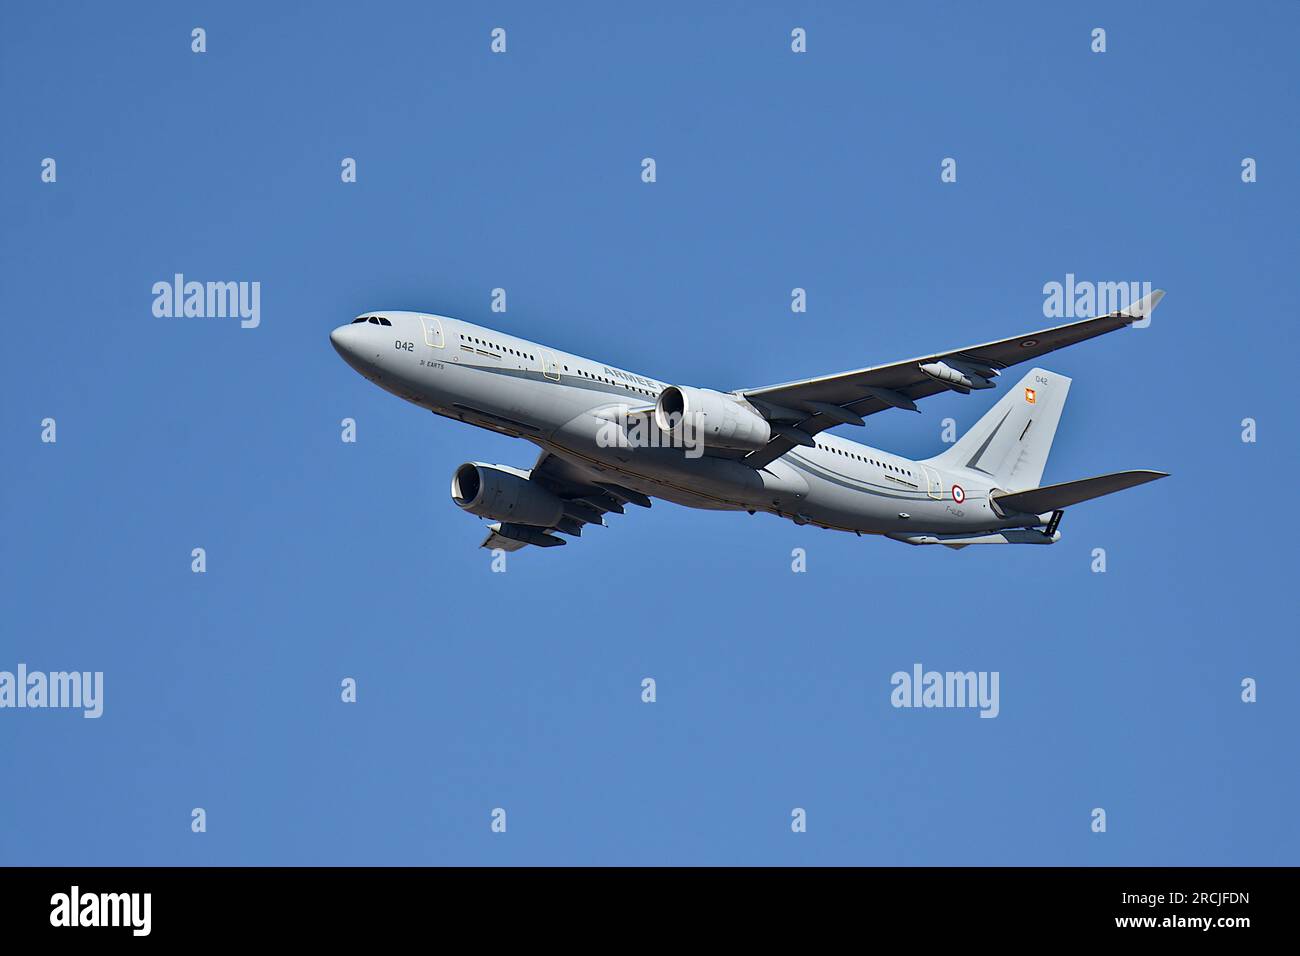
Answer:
654;386;771;451
451;463;565;527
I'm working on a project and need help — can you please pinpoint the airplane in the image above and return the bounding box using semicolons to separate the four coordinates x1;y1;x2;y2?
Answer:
329;291;1169;552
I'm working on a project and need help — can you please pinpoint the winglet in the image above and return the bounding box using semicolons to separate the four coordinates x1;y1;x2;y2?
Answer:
1120;288;1164;321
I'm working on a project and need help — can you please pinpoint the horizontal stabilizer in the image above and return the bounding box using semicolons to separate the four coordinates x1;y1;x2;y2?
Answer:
992;470;1168;516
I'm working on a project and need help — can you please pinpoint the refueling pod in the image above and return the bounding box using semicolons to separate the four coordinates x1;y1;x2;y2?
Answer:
918;359;999;392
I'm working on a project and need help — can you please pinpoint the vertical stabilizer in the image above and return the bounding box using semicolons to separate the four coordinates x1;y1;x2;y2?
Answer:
923;368;1070;490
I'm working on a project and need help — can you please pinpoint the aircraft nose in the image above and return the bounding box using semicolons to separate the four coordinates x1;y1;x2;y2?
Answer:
330;323;362;358
330;321;384;381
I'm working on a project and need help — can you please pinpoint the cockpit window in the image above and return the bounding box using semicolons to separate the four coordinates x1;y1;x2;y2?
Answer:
351;317;368;324
378;317;391;326
368;316;380;324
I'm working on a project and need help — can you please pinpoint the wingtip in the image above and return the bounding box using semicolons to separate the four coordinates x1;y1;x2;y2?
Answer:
1123;288;1165;320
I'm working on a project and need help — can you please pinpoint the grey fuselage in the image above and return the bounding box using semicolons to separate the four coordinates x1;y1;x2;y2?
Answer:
330;311;1040;537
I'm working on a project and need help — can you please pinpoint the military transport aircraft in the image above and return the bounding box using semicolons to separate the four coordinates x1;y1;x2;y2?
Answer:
330;292;1168;552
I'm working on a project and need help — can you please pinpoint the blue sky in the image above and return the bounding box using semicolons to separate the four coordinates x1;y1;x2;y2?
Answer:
2;1;1296;865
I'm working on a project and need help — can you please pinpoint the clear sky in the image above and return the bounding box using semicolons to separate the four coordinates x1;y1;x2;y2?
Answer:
2;1;1296;865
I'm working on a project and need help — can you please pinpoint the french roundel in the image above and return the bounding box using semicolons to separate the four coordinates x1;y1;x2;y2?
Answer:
951;484;966;504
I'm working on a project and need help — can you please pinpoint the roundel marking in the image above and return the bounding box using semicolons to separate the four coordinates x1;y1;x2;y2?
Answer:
1020;338;1038;348
951;484;966;504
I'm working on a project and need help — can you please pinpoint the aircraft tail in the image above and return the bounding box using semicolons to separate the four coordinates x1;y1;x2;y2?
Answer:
924;368;1069;490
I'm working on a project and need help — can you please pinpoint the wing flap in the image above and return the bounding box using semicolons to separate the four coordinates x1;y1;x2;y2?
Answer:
480;526;532;552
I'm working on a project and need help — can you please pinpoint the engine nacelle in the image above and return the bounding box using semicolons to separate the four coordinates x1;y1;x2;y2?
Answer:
654;385;772;451
451;462;565;527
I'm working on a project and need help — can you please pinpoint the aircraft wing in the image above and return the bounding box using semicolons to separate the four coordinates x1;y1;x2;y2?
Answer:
478;450;651;552
738;290;1164;469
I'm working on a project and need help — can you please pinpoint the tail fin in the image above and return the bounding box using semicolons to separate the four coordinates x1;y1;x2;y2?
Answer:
924;368;1069;489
